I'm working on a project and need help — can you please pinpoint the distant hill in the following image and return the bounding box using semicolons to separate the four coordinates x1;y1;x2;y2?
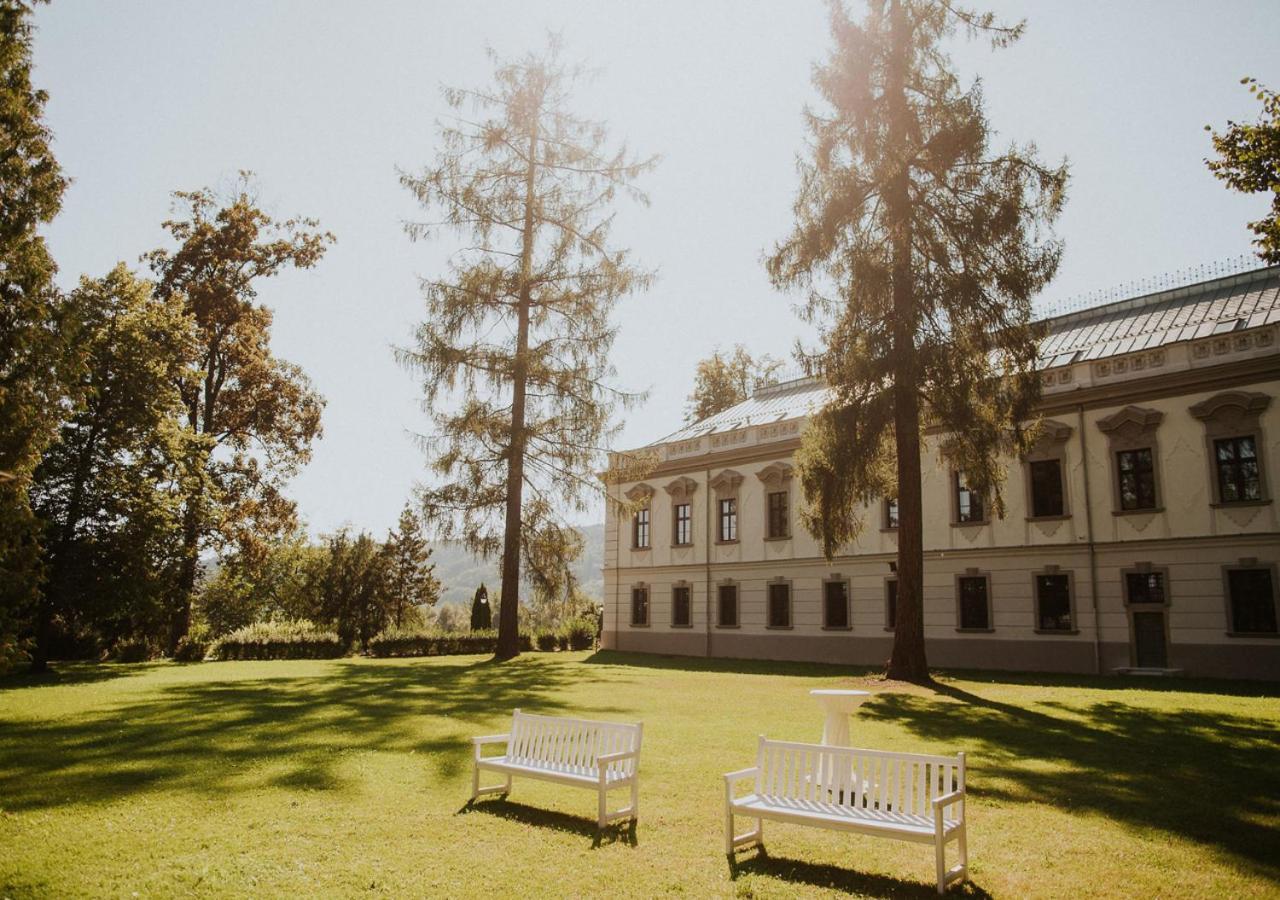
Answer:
429;523;604;606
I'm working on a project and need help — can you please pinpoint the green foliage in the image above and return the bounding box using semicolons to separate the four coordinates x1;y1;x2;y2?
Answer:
171;636;209;663
195;537;322;638
366;627;534;658
0;633;32;675
563;615;597;651
0;0;71;645
307;528;396;650
685;345;784;423
112;637;161;664
533;629;558;652
398;38;654;658
212;619;344;660
1206;78;1280;263
383;504;440;628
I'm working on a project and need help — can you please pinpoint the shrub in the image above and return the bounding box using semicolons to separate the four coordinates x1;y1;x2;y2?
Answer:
172;637;209;663
368;628;535;658
534;629;558;652
0;634;33;675
113;638;160;663
213;620;344;661
564;616;597;651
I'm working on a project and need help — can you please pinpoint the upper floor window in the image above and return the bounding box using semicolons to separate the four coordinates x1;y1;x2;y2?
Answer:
717;583;739;627
884;498;899;530
823;579;850;629
1035;573;1073;631
673;502;692;546
632;507;650;549
957;575;991;630
1226;567;1277;634
672;585;691;627
767;582;791;628
1214;436;1262;503
766;491;789;539
1029;459;1065;518
1117;448;1157;511
630;586;649;626
954;473;985;524
718;498;738;542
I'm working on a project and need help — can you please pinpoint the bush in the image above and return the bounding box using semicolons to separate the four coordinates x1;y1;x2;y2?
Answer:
172;637;209;662
564;616;597;651
534;629;558;652
0;634;33;675
113;638;160;663
368;628;537;658
212;620;344;661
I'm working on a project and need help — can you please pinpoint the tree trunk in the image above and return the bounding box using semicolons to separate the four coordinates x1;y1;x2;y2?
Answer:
884;0;931;684
496;97;541;661
169;495;201;652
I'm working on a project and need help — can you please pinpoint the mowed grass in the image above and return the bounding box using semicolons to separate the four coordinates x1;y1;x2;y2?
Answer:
1;652;1277;898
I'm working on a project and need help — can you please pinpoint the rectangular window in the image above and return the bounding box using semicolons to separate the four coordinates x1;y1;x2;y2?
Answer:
717;584;738;627
633;507;650;548
1227;568;1277;634
718;498;738;542
671;585;691;627
766;491;789;539
1117;448;1157;510
1214;436;1262;503
673;503;692;545
630;587;649;626
823;580;850;629
1029;459;1065;518
955;473;985;523
1125;572;1166;605
767;583;791;628
958;576;990;630
886;579;898;630
885;498;899;529
1035;574;1073;631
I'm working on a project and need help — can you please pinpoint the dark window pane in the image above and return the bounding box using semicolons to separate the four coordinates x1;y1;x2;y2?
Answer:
1215;436;1262;503
885;499;899;529
767;491;789;539
719;498;737;542
1030;459;1065;517
824;580;849;628
886;579;898;629
672;586;691;626
718;584;738;627
768;583;791;627
1036;574;1072;631
674;503;692;545
633;507;649;548
1117;448;1157;510
956;474;985;523
630;588;648;625
1125;572;1165;605
958;577;989;629
1228;569;1277;634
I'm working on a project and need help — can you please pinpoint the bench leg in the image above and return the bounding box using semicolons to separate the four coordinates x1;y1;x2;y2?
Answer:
935;821;947;894
630;776;639;824
724;807;734;855
598;785;608;829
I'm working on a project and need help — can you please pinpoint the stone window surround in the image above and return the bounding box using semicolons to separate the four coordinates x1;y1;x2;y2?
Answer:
1189;390;1272;507
670;580;694;629
882;498;899;532
950;471;989;527
1031;565;1078;635
1221;559;1280;639
665;476;699;547
715;578;740;629
1096;405;1165;515
1119;563;1171;667
710;469;743;544
629;582;650;628
766;577;794;630
1023;419;1073;521
954;568;994;633
821;573;852;631
624;483;655;550
757;462;794;541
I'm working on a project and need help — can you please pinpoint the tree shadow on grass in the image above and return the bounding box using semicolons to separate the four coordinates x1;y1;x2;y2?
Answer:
583;650;882;680
727;846;991;898
0;661;162;693
0;656;624;815
459;797;638;848
863;682;1280;881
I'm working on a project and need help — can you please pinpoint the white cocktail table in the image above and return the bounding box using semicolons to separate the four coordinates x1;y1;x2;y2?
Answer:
809;689;871;746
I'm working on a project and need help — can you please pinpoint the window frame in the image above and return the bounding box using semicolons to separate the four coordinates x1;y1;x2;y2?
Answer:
1120;565;1172;666
717;497;738;543
629;584;650;627
1213;435;1265;505
884;577;898;632
766;579;793;630
1190;390;1272;507
765;490;790;540
1115;447;1159;512
670;583;693;628
632;505;650;549
822;576;852;631
1032;569;1076;634
952;472;988;526
1097;405;1164;515
1023;419;1073;521
1222;563;1279;637
883;498;899;531
954;572;993;632
710;469;743;545
672;502;693;547
716;581;740;629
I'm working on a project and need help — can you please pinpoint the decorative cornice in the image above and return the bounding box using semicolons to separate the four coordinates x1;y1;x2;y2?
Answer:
1188;390;1271;422
709;469;744;495
1096;405;1164;435
1035;419;1075;446
624;482;655;503
664;476;698;501
756;461;794;489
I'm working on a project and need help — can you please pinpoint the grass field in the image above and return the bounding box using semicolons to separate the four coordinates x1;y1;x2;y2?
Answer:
1;651;1277;898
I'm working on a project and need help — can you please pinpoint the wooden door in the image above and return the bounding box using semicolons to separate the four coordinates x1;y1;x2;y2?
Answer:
1132;611;1167;668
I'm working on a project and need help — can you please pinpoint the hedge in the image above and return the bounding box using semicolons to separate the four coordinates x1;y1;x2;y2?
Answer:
213;620;344;661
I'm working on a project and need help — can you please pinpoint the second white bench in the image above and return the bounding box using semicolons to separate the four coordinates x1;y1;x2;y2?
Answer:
471;709;642;828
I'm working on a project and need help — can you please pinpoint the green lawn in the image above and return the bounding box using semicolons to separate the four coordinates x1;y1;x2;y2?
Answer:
1;652;1277;898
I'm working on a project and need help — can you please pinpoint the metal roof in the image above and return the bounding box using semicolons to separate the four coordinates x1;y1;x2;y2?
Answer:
649;264;1280;448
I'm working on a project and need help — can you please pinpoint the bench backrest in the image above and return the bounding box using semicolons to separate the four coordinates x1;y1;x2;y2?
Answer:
508;709;642;778
755;737;964;821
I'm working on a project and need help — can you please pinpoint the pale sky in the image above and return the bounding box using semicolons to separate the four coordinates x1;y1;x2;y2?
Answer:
32;1;1280;537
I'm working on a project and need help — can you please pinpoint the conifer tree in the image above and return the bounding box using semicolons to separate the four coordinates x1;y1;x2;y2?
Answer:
470;583;492;631
399;39;655;660
768;1;1067;681
383;503;440;628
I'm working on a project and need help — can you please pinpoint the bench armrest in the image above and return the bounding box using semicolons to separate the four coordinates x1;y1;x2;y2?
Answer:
723;767;759;784
597;749;640;765
932;789;965;812
471;733;510;746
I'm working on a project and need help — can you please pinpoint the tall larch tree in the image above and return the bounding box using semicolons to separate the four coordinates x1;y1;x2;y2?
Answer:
1206;78;1280;264
0;0;71;650
29;266;194;669
145;176;332;650
768;0;1067;682
399;39;656;660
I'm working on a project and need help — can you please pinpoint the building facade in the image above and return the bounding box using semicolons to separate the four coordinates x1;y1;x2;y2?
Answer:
602;265;1280;680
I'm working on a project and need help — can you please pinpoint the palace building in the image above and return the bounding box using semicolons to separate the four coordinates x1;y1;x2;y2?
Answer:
601;264;1280;679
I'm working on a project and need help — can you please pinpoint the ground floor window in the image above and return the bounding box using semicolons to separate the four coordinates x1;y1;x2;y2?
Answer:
630;586;649;626
717;584;738;627
1035;573;1073;631
767;582;791;628
1227;568;1278;634
671;585;691;627
823;580;850;629
885;579;898;630
1125;571;1166;605
957;576;991;630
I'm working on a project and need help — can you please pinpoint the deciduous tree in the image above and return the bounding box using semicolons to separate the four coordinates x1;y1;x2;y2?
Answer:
398;39;655;659
1206;78;1280;264
768;0;1067;681
685;345;784;423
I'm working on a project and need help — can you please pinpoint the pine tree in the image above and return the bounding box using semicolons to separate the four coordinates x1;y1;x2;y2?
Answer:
767;1;1067;681
383;503;440;628
1206;78;1280;264
470;583;492;631
399;39;655;660
0;0;71;646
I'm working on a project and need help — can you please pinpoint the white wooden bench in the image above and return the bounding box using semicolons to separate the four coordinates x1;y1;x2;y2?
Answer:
725;737;968;894
471;709;643;829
